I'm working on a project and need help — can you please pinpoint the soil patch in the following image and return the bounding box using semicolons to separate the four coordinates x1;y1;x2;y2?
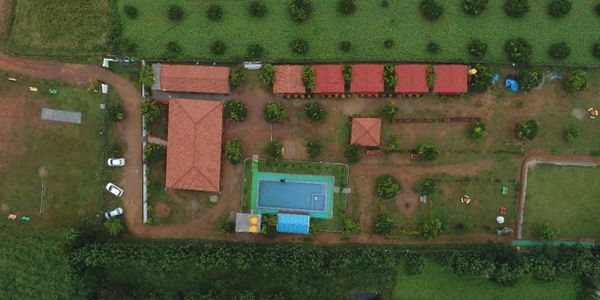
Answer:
0;0;12;37
155;202;171;217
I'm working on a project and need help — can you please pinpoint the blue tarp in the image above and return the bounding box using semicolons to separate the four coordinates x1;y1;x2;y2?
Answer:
277;213;310;234
504;79;519;92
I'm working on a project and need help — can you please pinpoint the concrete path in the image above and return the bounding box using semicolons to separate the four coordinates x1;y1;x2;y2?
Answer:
147;136;167;146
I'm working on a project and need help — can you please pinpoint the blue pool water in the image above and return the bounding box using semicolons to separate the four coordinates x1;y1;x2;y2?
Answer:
257;179;327;213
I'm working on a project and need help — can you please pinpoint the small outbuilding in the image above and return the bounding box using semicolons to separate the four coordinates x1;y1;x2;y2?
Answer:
235;213;262;233
350;64;384;96
152;64;230;94
273;65;306;96
433;64;468;95
314;64;345;95
351;118;381;147
277;214;310;235
395;64;429;95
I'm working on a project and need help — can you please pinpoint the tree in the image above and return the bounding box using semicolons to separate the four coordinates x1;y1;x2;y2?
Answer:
247;43;264;59
597;3;600;17
340;41;352;52
104;218;124;236
593;43;600;59
207;4;223;21
265;140;283;159
420;217;442;240
221;220;235;233
290;0;312;22
107;103;124;122
166;41;182;58
230;66;246;88
344;144;360;163
249;1;267;17
421;0;443;21
224;100;247;122
405;253;425;275
380;102;398;122
515;119;540;140
338;0;356;15
144;143;165;163
463;0;489;16
538;224;559;240
305;140;322;158
167;5;184;21
261;64;275;85
302;66;316;90
343;65;353;84
504;38;532;64
427;65;435;90
139;65;154;87
303;102;326;123
384;39;394;49
426;42;440;54
504;0;529;18
467;39;487;58
413;179;438;196
290;39;309;55
470;122;487;141
519;70;542;92
225;140;243;164
210;40;226;55
384;135;401;153
564;126;581;143
141;99;162;125
342;218;360;237
548;0;571;18
374;214;395;235
374;174;401;199
416;144;440;161
124;5;138;19
566;71;587;92
263;102;286;123
549;42;570;60
383;64;397;90
468;64;492;93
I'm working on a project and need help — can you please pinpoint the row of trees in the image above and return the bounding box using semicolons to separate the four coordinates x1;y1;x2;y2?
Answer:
420;0;578;20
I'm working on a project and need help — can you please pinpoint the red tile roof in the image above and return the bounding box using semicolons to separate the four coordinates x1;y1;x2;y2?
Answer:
273;65;306;95
433;64;468;95
159;64;230;94
314;64;345;94
166;99;223;192
351;118;381;147
350;64;385;94
395;64;429;94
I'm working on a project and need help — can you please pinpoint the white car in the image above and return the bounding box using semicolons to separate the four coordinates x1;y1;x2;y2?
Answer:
107;158;126;167
104;207;124;219
105;183;124;197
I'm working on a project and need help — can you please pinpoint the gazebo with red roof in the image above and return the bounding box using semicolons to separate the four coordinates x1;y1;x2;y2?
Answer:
166;99;223;192
155;64;230;94
395;64;429;95
433;64;468;96
314;64;345;95
273;65;306;96
350;64;384;96
351;118;381;147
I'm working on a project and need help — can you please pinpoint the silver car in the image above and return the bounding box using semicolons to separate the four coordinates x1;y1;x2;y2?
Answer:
105;183;124;197
104;207;124;219
107;158;126;167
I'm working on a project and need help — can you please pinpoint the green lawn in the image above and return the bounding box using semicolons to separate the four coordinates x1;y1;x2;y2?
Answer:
394;258;579;300
523;164;600;240
119;0;600;65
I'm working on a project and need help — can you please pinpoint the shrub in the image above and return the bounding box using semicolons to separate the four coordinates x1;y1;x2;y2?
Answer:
416;144;440;161
413;179;438;196
467;39;488;58
305;140;322;158
261;214;278;237
344;144;360;163
519;70;542;92
139;65;154;87
229;66;246;88
596;3;600;17
593;43;600;59
247;43;264;59
421;0;443;21
381;0;389;8
463;0;489;16
374;174;401;199
261;64;275;85
340;41;352;52
290;39;309;54
338;0;356;15
249;1;267;17
304;102;326;123
468;64;492;93
549;42;570;61
342;218;360;237
504;0;529;18
225;140;243;164
124;5;138;19
210;40;226;55
538;224;559;240
166;41;182;57
290;0;312;22
142;99;162;125
384;136;401;153
564;126;581;142
504;38;532;64
167;5;184;21
548;0;571;18
221;220;235;233
405;253;425;275
104;140;123;158
107;104;124;121
515;119;540;140
207;4;223;20
426;42;440;54
343;65;353;84
224;100;247;122
384;39;395;49
144;143;165;163
383;64;397;90
427;65;435;90
266;140;283;159
420;217;442;240
104;218;124;237
263;101;286;123
374;214;395;235
302;66;316;90
470;122;487;141
566;71;587;92
381;102;399;122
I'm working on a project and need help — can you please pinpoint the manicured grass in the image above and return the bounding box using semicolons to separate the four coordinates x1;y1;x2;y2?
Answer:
395;258;579;299
8;0;111;57
523;164;600;240
119;0;600;65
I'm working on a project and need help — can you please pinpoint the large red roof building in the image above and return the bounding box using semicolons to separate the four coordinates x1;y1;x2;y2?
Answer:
166;99;223;192
157;64;230;94
351;118;381;147
273;65;306;95
314;64;345;95
395;64;429;95
433;64;468;95
350;64;384;95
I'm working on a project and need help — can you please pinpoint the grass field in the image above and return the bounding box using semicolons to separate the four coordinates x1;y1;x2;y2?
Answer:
523;164;600;240
119;0;600;65
394;258;579;300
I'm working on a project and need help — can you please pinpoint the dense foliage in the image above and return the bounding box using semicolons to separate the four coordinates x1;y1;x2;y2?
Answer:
290;38;309;54
344;144;360;163
290;0;312;22
426;42;441;54
374;214;395;235
340;41;352;52
305;140;322;158
104;218;124;236
374;174;401;199
564;126;581;143
141;99;162;125
566;71;587;92
210;40;226;55
263;101;287;123
167;5;184;21
405;253;426;275
381;102;399;122
139;65;154;87
519;69;542;92
261;63;275;85
413;178;438;196
549;42;570;61
266;140;283;159
229;66;246;88
593;43;600;59
225;140;243;164
383;64;397;90
224;100;247;123
123;5;138;19
468;64;493;93
416;144;440;161
303;102;326;123
470;122;488;141
467;39;488;58
421;0;444;21
207;4;223;21
247;43;264;59
165;41;182;58
338;0;356;15
106;103;124;122
384;135;401;153
538;224;559;240
420;217;443;240
504;0;529;18
504;38;532;64
548;0;571;18
144;143;165;163
515;119;540;140
342;218;360;237
463;0;489;16
343;65;353;84
384;39;395;49
249;1;267;17
302;66;316;90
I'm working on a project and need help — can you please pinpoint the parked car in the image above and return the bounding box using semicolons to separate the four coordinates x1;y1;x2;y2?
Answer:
107;158;126;167
105;183;124;197
104;207;124;219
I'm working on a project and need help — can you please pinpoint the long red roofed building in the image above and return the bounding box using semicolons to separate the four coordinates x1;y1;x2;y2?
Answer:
314;64;345;95
395;64;429;95
433;64;468;95
351;118;381;147
154;64;230;94
273;65;306;95
166;99;223;192
350;64;384;95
